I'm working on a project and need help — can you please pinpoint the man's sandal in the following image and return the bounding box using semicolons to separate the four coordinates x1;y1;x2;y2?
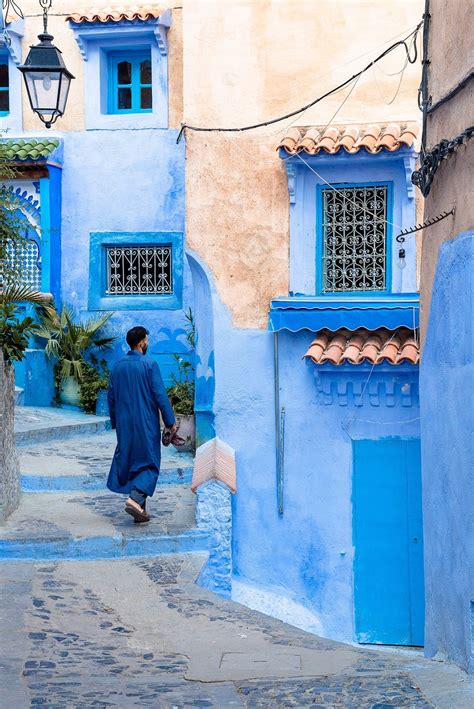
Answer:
125;498;150;523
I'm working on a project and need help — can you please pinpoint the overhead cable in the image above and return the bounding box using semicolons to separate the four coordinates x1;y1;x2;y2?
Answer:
177;20;423;143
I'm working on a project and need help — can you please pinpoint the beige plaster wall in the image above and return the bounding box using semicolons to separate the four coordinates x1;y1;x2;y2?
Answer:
17;1;183;132
419;0;473;337
183;0;424;328
426;0;473;108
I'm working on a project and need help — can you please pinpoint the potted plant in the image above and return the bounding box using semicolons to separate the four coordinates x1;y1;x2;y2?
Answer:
36;305;115;412
166;309;196;452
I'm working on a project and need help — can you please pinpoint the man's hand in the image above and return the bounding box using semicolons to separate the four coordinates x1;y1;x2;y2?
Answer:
162;422;179;447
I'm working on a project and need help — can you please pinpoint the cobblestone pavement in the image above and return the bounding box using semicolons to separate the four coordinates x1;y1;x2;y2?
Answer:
1;428;473;708
1;555;473;708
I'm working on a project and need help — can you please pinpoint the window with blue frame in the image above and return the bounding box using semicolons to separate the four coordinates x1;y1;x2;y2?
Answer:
0;52;9;115
108;50;152;114
89;232;183;311
319;184;390;293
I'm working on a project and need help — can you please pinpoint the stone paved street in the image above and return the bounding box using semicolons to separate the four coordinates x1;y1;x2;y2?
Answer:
1;416;473;707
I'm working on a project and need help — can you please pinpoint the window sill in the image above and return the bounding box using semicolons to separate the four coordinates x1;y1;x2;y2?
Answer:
85;112;166;131
89;292;182;311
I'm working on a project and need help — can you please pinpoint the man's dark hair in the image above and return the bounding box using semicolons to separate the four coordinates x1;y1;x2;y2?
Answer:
126;326;149;349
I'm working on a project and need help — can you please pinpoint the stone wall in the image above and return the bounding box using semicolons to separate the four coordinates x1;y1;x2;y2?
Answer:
0;351;21;522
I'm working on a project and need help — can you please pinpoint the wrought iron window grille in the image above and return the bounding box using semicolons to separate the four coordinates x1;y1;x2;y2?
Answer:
106;245;173;296
322;185;388;293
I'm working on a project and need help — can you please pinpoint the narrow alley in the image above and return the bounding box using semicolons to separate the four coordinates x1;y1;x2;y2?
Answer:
1;409;472;708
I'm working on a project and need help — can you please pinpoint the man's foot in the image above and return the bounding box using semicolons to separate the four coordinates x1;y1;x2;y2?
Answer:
125;498;150;523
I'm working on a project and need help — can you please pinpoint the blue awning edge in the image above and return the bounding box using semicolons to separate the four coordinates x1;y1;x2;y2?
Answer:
268;294;419;333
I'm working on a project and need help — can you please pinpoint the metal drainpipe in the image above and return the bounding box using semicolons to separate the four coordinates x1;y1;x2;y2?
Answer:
274;331;285;515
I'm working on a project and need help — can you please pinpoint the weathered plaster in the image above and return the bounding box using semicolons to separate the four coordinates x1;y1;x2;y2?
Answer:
420;231;474;674
183;0;423;327
425;0;473;105
185;132;289;329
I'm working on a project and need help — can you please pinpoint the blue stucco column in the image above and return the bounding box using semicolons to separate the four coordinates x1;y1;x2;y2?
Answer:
192;437;237;598
196;480;233;598
420;230;474;674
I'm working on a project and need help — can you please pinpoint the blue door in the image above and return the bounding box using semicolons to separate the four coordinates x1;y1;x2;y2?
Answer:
353;439;424;646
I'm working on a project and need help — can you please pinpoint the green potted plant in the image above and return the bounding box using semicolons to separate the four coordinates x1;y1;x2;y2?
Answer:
166;309;196;452
36;305;115;411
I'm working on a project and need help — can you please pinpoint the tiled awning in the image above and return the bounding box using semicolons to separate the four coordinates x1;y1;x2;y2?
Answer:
304;327;419;366
277;122;419;155
66;6;164;23
1;138;61;162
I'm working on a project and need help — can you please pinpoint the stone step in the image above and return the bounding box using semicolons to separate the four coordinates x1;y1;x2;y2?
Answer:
18;429;194;492
0;487;206;562
15;406;111;446
20;464;193;492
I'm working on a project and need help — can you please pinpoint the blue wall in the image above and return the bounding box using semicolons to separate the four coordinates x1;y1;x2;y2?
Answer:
58;128;193;380
420;230;474;674
203;280;420;641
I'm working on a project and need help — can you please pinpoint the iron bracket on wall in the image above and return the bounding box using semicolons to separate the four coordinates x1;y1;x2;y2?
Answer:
411;126;474;196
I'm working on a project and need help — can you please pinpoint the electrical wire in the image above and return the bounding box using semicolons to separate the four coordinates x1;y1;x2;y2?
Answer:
371;32;417;106
258;24;417;142
177;20;423;143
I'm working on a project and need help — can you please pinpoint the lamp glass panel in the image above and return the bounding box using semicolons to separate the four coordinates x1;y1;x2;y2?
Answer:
25;71;61;110
57;74;71;114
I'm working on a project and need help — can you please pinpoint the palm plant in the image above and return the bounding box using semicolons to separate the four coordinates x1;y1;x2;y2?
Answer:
36;306;115;383
0;247;56;365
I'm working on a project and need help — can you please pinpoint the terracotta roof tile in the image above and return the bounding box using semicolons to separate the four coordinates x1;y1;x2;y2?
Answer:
66;6;164;24
277;122;420;155
304;328;419;366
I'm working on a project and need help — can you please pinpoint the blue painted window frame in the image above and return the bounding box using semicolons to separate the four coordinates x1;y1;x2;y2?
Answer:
0;50;10;116
107;49;152;115
88;231;183;311
316;181;393;297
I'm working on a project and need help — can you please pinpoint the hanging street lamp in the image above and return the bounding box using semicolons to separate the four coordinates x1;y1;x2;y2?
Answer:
18;0;74;128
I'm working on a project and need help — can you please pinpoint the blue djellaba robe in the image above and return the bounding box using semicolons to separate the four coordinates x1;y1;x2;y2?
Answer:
107;351;176;497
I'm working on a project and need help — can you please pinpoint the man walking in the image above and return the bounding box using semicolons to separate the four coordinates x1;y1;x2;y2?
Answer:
107;326;177;523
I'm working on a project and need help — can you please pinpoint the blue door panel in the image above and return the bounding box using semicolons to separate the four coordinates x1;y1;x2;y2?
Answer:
406;440;425;646
353;439;424;646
